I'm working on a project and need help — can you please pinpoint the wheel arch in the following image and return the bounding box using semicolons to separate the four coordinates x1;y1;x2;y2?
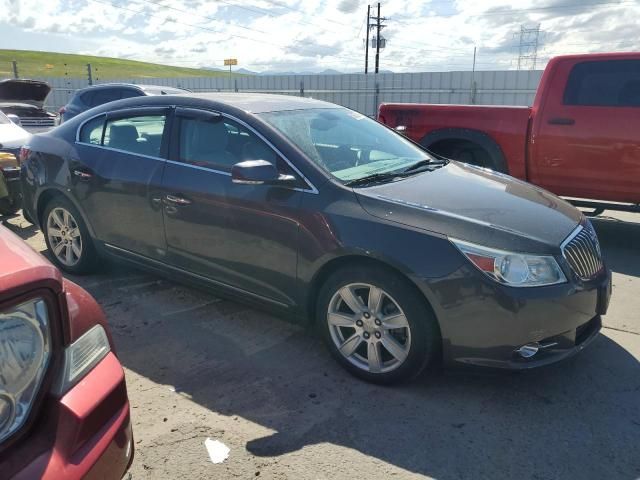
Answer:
306;254;442;342
420;127;508;173
36;188;96;238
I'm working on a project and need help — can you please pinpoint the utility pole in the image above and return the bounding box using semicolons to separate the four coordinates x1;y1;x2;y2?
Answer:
365;3;387;74
516;24;541;70
470;46;477;104
87;63;93;85
364;5;370;74
12;61;18;79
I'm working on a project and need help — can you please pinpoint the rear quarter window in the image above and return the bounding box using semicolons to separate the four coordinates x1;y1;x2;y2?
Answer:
564;59;640;107
78;115;105;144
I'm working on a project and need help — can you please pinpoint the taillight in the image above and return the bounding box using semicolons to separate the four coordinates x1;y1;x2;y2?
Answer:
18;146;31;165
0;298;52;443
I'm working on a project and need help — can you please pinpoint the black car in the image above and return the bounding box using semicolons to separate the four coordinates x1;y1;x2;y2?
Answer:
59;83;189;123
20;93;612;383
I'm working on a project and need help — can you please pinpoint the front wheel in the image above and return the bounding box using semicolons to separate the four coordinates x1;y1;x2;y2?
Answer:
42;196;98;274
317;266;441;384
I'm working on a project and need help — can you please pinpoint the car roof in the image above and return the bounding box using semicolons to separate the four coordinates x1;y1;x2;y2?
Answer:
77;83;187;92
163;92;340;113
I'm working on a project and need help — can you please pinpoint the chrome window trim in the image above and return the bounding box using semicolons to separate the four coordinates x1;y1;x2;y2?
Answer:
165;159;231;177
75;142;166;163
75;112;107;143
74;105;320;194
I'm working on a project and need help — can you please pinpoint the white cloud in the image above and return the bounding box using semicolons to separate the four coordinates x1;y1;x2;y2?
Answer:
2;0;640;73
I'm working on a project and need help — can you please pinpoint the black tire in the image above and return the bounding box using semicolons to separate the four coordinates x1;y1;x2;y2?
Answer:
0;197;20;216
316;265;441;384
42;196;98;274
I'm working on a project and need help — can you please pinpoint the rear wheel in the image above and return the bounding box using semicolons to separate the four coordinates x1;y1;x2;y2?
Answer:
317;266;440;384
42;197;97;274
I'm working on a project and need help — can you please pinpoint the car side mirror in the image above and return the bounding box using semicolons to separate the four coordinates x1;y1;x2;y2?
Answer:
6;114;21;126
231;160;296;186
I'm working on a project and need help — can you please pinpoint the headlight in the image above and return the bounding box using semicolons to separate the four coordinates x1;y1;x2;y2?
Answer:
0;298;51;443
451;239;567;287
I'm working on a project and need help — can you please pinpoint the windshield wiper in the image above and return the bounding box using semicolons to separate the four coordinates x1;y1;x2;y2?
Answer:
401;158;448;173
344;172;403;187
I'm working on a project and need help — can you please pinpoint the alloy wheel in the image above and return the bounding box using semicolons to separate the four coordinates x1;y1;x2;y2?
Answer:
46;207;83;267
327;283;412;374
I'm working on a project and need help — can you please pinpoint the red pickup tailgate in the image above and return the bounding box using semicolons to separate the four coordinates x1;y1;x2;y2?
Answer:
378;104;532;180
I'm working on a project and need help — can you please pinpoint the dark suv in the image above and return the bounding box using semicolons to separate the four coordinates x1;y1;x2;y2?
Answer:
59;83;189;123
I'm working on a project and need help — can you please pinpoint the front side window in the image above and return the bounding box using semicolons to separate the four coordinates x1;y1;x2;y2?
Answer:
103;115;166;157
177;116;279;172
564;59;640;107
259;108;435;182
78;115;104;144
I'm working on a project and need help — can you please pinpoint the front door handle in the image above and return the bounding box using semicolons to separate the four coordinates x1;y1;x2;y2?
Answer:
548;117;575;125
164;194;192;206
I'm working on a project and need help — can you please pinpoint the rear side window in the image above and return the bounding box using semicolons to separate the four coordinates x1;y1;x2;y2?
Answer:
89;88;121;107
564;60;640;107
120;89;142;99
103;115;166;157
78;115;105;144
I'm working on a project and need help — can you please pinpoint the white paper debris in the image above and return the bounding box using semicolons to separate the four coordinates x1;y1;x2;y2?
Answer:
204;438;230;464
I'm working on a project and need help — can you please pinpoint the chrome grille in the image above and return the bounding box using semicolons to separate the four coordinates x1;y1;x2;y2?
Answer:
561;222;603;280
19;117;56;127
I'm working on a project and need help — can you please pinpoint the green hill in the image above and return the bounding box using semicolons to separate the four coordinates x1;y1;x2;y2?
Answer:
0;49;236;79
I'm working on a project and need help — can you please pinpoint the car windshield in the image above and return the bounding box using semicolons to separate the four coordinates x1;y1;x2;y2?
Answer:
0;111;10;124
259;108;435;182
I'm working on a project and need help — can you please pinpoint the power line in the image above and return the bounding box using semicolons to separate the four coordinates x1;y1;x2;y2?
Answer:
391;0;638;21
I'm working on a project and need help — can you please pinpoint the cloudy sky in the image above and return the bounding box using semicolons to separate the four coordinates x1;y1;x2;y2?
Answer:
2;0;640;73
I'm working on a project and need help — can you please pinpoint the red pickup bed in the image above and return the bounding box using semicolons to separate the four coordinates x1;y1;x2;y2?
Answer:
379;52;640;212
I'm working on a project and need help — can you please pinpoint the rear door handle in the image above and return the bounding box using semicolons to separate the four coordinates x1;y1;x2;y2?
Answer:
548;117;575;125
164;194;192;206
72;168;93;180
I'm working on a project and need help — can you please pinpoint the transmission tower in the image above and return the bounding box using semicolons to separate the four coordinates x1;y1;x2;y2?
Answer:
516;24;541;70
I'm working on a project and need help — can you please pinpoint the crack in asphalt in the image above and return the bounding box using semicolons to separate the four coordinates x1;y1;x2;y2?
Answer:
603;325;640;336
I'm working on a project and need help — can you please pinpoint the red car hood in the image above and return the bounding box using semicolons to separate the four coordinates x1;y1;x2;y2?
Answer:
0;225;62;301
0;79;51;109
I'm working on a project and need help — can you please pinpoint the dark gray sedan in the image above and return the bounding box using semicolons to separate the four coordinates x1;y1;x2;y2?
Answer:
20;93;611;383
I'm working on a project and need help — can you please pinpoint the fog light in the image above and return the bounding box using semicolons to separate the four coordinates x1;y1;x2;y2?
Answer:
515;343;540;358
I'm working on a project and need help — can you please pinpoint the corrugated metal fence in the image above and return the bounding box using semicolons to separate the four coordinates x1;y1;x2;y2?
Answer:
37;70;543;116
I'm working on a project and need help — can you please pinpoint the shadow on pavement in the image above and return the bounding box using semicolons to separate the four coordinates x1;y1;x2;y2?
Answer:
5;212;640;478
72;268;640;479
592;215;640;278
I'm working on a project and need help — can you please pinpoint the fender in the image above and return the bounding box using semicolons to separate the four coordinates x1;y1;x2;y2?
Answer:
420;127;508;173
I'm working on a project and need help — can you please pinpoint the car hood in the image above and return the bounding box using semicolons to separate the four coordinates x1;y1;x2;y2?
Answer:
0;122;31;149
0;79;51;108
355;161;582;254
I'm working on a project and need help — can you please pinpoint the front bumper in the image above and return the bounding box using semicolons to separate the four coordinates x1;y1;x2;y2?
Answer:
10;353;133;480
426;263;612;370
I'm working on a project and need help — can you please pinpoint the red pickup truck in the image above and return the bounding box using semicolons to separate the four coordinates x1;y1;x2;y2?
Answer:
378;52;640;214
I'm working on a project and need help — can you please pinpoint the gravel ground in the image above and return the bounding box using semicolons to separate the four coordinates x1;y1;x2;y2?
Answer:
4;211;640;480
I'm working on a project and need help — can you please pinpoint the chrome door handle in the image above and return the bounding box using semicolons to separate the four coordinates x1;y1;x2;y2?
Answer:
164;194;192;206
72;169;93;180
